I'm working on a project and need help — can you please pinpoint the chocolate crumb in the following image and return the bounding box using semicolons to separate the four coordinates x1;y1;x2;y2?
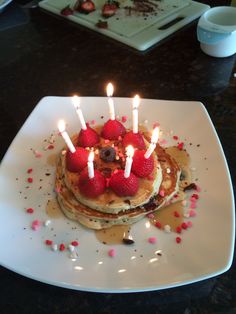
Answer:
123;238;134;245
183;183;197;191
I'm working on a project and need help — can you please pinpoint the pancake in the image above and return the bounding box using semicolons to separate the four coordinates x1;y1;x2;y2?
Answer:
55;144;181;229
62;148;162;214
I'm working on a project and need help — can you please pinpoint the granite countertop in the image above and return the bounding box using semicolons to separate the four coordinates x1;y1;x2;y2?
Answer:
0;0;235;313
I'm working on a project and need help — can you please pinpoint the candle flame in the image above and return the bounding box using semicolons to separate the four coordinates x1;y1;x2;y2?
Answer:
58;119;66;133
151;126;159;144
106;83;114;97
72;95;80;109
88;151;95;162
133;95;140;109
126;145;134;158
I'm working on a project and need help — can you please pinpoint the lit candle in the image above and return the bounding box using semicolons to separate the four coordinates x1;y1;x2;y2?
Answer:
58;120;76;153
72;95;87;130
124;145;134;178
144;127;159;159
106;83;115;120
132;95;140;134
87;151;95;179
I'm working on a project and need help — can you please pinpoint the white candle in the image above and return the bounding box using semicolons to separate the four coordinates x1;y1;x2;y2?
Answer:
58;120;76;153
72;95;87;130
132;95;140;134
144;126;159;159
106;83;115;120
87;151;95;179
124;145;134;178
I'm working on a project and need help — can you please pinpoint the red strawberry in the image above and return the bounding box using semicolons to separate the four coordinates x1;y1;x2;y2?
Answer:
66;147;89;172
79;0;95;13
109;170;138;196
61;5;74;16
132;150;154;177
79;169;105;198
77;126;99;147
122;131;146;150
102;2;118;18
101;119;126;140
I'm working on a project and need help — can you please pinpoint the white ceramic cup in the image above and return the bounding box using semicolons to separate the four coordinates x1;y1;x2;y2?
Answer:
197;6;236;57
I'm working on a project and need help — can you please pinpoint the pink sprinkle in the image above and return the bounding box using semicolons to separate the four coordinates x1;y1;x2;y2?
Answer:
174;211;180;218
181;222;188;230
113;169;118;174
192;193;199;200
71;241;79;246
27;168;33;174
148;237;157;244
153;122;160;128
176;226;182;234
104;139;110;144
118;136;122;141
55;186;62;193
189;209;197;217
108;248;116;257
173;135;178;140
177;142;184;150
31;220;41;231
190;202;196;209
26;208;34;214
27;177;33;183
155;221;162;229
196;185;201;192
121;116;127;123
159;190;165;197
91;119;96;125
159;139;167;145
187;221;193;228
176;237;182;244
190;196;197;202
147;213;154;219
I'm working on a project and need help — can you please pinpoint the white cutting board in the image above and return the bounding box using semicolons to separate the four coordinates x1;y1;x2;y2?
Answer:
39;0;210;51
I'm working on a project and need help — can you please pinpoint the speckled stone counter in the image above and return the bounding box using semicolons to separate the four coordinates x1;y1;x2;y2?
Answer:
0;0;235;313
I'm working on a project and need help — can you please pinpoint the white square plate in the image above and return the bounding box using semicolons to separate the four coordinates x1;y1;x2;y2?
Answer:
0;97;234;292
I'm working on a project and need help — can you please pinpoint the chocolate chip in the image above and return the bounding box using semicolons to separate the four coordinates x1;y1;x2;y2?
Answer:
123;238;134;245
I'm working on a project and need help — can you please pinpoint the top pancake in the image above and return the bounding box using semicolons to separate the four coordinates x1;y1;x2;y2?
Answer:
62;134;162;214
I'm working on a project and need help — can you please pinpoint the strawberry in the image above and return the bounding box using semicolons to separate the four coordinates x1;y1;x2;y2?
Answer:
101;119;126;140
61;5;74;16
132;150;154;177
66;147;89;172
109;170;139;196
77;126;99;147
102;2;118;18
122;131;146;150
79;0;95;13
78;169;105;198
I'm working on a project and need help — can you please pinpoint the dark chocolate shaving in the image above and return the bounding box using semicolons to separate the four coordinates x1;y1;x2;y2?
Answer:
123;238;135;245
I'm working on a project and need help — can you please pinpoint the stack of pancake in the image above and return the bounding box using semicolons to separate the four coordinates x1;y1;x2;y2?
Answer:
55;129;183;229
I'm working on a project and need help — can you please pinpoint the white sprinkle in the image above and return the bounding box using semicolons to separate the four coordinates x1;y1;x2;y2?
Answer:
115;156;120;160
51;244;58;251
183;209;190;218
70;250;78;259
144;119;148;124
191;167;196;171
49;134;56;144
166;168;171;174
68;244;75;252
164;224;171;233
61;150;67;155
95;149;99;155
44;220;51;227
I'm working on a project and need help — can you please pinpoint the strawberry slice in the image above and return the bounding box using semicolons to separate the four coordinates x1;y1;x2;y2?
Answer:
79;0;95;14
102;1;118;18
61;5;74;16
